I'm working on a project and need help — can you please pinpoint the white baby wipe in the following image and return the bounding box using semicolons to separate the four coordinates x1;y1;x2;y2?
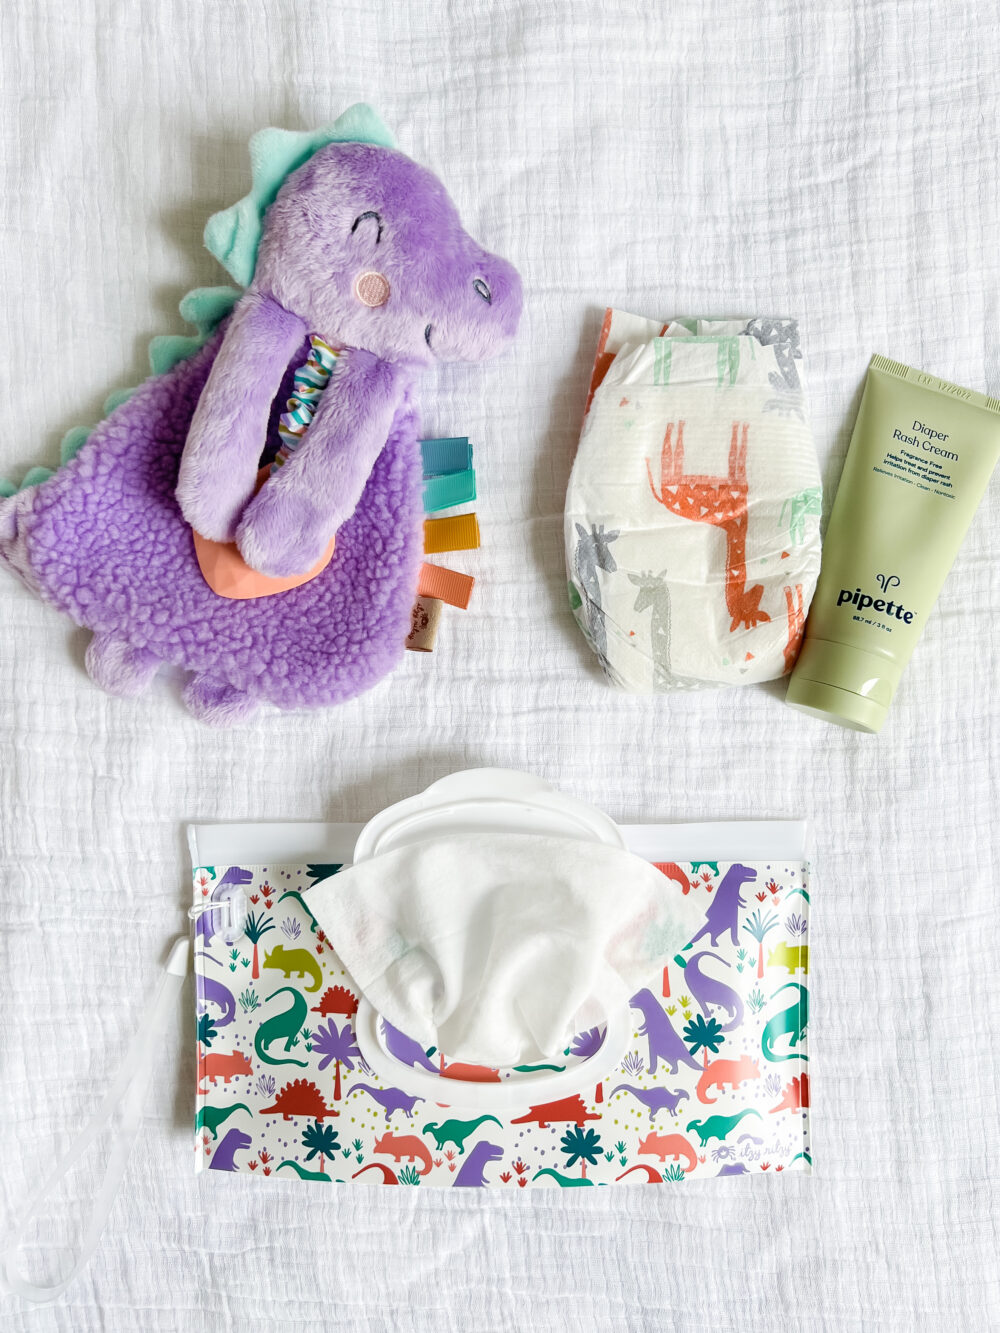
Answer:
305;832;707;1069
566;311;823;691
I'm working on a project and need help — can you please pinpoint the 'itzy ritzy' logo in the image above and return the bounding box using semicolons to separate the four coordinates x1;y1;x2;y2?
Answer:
837;573;915;624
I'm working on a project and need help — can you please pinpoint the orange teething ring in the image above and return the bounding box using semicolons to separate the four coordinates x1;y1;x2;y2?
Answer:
192;468;336;600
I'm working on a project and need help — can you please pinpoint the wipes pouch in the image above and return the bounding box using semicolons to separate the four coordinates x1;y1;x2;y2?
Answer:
182;773;813;1188
565;310;822;690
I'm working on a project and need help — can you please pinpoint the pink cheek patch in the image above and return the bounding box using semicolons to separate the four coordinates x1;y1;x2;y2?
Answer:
354;270;391;307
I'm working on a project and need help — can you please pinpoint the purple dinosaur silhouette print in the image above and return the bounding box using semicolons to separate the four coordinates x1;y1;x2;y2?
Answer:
452;1140;504;1187
683;951;744;1032
380;1020;439;1074
688;864;758;947
608;1084;690;1121
345;1082;424;1121
208;1126;252;1172
196;973;236;1027
716;1161;749;1176
629;989;702;1075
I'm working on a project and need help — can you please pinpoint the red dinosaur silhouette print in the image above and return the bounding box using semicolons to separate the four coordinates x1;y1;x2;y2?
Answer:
193;856;810;1187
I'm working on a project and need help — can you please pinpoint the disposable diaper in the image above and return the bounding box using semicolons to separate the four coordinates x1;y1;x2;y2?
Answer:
565;311;822;690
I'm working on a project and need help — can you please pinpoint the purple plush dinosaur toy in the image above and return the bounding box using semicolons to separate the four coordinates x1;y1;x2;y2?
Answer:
0;107;521;724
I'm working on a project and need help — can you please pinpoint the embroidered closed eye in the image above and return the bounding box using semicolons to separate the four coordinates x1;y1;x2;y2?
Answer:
351;210;383;244
473;278;491;304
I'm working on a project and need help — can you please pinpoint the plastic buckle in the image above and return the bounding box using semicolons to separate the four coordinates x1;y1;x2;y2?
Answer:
187;884;247;945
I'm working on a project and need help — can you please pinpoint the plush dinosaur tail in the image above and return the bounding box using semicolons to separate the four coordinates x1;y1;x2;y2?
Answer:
0;488;41;595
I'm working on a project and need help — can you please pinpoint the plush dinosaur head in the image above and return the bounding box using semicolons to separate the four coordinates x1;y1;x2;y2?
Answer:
251;141;522;366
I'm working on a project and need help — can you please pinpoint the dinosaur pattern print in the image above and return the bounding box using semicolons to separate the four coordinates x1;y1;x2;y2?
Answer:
193;858;810;1185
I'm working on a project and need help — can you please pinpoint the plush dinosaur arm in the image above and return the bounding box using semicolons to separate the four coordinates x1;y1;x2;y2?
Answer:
176;291;308;542
235;350;410;578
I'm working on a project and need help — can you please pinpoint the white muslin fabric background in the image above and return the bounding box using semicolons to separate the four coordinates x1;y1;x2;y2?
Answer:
0;2;997;1329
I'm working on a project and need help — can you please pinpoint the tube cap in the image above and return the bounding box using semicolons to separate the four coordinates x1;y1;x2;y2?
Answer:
785;638;902;733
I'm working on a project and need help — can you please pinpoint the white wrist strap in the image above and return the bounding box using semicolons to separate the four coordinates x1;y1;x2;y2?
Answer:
0;938;189;1303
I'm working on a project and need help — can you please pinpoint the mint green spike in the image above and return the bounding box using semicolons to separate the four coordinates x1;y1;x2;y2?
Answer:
60;426;91;464
178;285;241;334
103;387;137;414
0;479;16;498
148;334;203;376
20;466;54;490
149;286;242;374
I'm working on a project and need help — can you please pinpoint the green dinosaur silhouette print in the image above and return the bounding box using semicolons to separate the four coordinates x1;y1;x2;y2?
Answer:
277;890;321;933
262;944;323;992
767;941;808;974
531;1168;594;1187
276;1160;331;1182
686;1108;762;1147
255;987;309;1067
761;983;809;1062
195;1102;252;1140
423;1116;504;1154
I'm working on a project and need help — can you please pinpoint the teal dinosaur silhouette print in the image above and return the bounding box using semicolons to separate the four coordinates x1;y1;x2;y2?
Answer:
686;1109;762;1147
196;1102;252;1140
532;1168;594;1187
277;1160;331;1182
423;1116;503;1153
277;890;321;933
761;983;809;1062
255;987;309;1067
193;857;811;1186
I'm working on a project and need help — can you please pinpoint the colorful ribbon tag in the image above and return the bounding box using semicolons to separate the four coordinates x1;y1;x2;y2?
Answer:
424;513;480;554
418;563;475;609
422;469;476;513
420;436;472;476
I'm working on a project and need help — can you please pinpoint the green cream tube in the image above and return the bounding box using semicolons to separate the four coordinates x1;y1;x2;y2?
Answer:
786;354;1000;731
